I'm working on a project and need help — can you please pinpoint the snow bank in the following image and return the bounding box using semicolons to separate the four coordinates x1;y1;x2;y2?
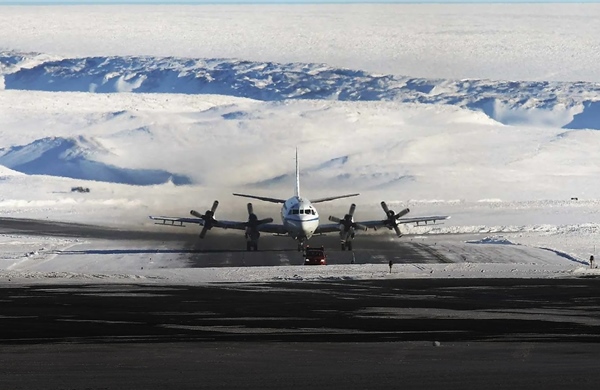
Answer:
1;4;599;82
3;52;600;130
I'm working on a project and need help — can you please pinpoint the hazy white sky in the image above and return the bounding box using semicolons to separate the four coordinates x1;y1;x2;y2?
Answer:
0;1;594;4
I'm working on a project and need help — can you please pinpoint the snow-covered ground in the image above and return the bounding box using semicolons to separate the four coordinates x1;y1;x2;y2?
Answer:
1;4;600;284
1;4;600;82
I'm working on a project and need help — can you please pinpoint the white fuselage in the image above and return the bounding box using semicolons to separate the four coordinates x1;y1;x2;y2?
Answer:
281;196;319;241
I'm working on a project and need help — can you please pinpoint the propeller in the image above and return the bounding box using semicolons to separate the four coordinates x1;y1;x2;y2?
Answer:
380;201;410;237
190;200;219;238
245;203;274;228
243;203;274;248
328;203;367;232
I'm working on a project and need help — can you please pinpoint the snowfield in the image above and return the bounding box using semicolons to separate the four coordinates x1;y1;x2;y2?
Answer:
1;4;600;284
1;4;600;82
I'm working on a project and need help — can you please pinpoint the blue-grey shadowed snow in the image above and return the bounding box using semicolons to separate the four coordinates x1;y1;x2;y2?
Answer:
247;173;293;189
466;236;517;245
0;53;25;67
314;156;349;169
4;51;600;130
369;175;416;190
0;137;192;185
537;247;588;265
565;101;600;130
110;126;153;139
221;111;263;120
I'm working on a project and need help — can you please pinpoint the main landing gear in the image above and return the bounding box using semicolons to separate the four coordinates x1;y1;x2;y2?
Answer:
341;241;353;251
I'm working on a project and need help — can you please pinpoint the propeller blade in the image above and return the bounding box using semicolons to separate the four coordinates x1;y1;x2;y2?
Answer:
247;203;254;215
210;200;219;214
199;226;209;238
393;225;402;237
329;216;342;223
348;203;356;216
190;209;203;219
381;201;390;215
394;208;410;220
354;223;368;231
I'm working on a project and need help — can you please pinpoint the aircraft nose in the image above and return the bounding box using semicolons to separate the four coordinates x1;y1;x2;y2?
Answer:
287;219;303;231
301;216;317;236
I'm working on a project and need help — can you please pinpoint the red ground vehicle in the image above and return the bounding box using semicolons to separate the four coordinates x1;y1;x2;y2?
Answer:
304;246;327;265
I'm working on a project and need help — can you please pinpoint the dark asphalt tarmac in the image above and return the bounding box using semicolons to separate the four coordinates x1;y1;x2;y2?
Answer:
1;217;600;389
1;279;600;389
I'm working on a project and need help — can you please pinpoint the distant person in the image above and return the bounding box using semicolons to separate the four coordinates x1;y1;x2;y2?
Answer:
590;255;595;269
388;260;393;273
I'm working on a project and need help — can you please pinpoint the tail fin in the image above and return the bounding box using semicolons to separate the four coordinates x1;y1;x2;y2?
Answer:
295;147;300;197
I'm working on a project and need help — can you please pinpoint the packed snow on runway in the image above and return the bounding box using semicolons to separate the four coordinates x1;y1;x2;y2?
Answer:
1;3;600;284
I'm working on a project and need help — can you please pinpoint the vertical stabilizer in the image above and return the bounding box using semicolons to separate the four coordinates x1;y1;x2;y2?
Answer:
295;147;300;197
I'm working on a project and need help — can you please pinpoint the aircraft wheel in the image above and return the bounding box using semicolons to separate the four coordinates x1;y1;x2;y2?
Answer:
341;244;346;251
246;242;252;251
347;242;353;251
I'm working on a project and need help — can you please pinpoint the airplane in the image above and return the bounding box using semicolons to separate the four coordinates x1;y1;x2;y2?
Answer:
150;150;449;251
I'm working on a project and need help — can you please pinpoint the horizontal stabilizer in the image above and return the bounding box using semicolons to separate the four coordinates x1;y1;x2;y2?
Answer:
233;193;286;203
311;193;359;204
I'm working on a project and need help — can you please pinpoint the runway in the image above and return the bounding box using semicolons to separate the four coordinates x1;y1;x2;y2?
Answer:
1;279;599;390
2;217;600;389
0;216;452;267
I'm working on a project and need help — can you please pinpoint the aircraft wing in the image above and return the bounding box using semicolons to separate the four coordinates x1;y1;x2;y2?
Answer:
397;215;450;225
149;215;249;230
356;215;450;229
314;223;344;234
149;216;204;226
150;216;290;235
255;223;289;235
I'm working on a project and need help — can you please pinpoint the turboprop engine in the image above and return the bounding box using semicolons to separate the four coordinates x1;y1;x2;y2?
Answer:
379;201;410;237
190;200;219;238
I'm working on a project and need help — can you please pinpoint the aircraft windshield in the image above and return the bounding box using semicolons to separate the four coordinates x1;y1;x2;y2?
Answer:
288;208;315;215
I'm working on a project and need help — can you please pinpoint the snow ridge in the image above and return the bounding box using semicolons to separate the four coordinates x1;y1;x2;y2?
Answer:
3;51;600;130
0;136;191;186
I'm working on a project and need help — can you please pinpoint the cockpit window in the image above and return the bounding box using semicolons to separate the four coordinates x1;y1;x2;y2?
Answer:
290;207;315;215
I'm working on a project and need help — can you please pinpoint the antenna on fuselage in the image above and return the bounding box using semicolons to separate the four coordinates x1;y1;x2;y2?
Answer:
295;147;300;198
